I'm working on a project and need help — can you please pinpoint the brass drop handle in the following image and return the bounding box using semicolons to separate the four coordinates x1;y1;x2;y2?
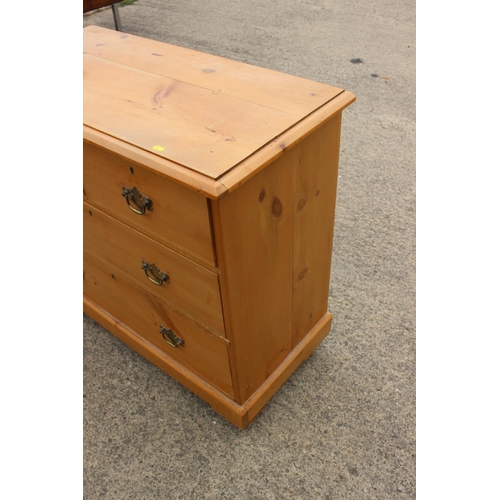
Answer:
160;326;184;348
122;186;153;215
141;260;169;286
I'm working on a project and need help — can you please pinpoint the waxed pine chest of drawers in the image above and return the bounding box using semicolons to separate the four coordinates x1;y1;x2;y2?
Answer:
83;25;355;428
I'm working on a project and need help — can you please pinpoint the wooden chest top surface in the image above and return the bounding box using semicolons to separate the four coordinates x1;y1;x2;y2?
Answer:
83;26;347;181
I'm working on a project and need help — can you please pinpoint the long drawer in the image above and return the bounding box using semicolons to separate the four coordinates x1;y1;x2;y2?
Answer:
84;251;233;397
83;142;215;267
83;202;225;331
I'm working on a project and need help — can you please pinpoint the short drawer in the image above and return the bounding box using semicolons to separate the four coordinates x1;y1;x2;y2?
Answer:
84;251;233;397
83;142;215;267
84;202;225;332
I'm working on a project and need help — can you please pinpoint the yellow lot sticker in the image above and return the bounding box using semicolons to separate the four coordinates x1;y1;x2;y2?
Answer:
152;145;165;152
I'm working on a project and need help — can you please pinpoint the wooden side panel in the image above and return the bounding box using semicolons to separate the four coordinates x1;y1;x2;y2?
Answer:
215;153;294;403
83;142;216;267
243;313;332;423
292;115;342;346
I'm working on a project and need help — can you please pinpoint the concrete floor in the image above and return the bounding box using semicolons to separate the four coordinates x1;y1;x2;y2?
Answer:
83;1;415;498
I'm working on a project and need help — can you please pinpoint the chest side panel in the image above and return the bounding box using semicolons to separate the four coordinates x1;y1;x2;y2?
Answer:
292;115;342;346
215;152;294;403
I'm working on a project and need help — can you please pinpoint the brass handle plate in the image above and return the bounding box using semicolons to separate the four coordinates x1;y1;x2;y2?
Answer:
141;260;169;286
160;326;184;348
122;186;153;215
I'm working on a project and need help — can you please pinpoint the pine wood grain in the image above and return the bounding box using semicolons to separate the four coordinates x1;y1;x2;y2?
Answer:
209;200;243;404
84;251;233;395
214;151;294;402
84;141;216;267
82;27;356;426
84;53;298;179
84;299;247;427
83;202;225;329
84;299;332;428
243;313;332;423
84;128;228;200
83;26;343;117
292;115;342;346
217;91;356;193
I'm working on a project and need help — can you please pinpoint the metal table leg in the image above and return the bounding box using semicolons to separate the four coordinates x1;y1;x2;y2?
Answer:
112;4;122;31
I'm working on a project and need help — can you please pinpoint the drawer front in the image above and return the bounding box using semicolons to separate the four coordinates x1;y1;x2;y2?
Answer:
84;251;233;397
83;142;215;267
84;202;225;330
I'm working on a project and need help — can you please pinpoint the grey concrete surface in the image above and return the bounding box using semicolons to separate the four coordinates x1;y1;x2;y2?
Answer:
83;1;415;498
